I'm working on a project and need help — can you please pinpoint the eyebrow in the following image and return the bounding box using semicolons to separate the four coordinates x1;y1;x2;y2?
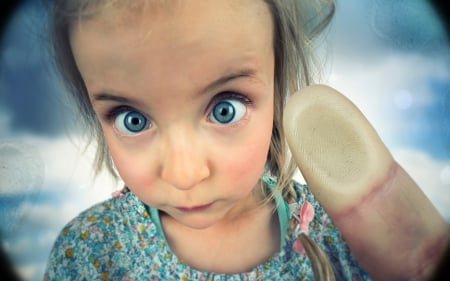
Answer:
91;92;141;107
91;68;256;103
201;68;256;94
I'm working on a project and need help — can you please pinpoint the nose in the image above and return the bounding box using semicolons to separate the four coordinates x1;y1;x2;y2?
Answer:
160;130;210;190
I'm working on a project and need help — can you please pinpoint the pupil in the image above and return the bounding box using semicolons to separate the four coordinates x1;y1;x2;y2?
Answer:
131;118;140;125
219;108;228;116
213;101;235;123
125;112;146;132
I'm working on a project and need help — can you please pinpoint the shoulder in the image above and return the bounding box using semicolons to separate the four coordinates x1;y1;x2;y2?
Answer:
55;191;144;241
44;192;160;280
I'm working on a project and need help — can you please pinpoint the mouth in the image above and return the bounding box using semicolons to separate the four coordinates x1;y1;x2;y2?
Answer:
177;202;213;212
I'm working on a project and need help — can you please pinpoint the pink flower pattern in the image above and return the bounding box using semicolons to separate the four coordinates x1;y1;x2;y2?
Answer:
44;177;371;280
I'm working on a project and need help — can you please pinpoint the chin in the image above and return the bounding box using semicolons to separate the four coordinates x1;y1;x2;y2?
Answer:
180;218;220;230
173;213;225;230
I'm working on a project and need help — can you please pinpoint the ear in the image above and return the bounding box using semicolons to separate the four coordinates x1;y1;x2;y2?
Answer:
283;85;449;281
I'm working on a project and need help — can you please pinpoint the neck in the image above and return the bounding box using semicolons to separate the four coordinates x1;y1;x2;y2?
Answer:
160;197;280;273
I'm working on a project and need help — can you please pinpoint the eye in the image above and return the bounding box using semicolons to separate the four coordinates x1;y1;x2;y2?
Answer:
209;98;247;124
114;110;150;135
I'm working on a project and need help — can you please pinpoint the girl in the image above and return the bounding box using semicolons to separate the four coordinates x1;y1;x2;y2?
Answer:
45;0;448;280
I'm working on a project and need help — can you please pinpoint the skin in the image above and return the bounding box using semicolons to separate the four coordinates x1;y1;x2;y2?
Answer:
70;0;449;278
284;85;450;281
70;0;279;273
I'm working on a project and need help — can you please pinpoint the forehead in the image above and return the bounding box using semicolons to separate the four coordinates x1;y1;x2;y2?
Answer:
69;0;274;97
71;0;273;42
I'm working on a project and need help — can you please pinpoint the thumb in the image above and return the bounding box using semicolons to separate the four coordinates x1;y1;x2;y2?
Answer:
283;84;449;281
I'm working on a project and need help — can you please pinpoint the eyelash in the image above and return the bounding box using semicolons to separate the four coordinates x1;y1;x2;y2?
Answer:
207;92;252;124
212;92;251;104
104;105;141;123
102;92;252;126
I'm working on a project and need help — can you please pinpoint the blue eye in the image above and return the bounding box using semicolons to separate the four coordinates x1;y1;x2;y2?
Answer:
114;111;150;134
210;99;246;124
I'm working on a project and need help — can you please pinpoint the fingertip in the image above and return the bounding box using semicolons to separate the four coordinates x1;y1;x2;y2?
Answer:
283;84;392;212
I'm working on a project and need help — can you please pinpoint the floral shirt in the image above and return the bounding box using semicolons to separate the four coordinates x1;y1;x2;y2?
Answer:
44;177;371;280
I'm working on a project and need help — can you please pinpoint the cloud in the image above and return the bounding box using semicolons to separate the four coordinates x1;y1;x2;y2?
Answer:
393;148;450;221
328;0;449;59
1;197;81;281
0;141;45;194
10;201;83;234
369;0;447;52
0;135;120;196
328;52;446;111
0;1;79;138
0;109;11;135
1;168;118;281
15;263;46;281
0;135;119;281
326;51;450;159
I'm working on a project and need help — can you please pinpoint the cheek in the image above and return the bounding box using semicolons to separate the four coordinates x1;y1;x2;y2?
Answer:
218;124;273;186
221;103;274;183
106;137;157;190
238;138;270;174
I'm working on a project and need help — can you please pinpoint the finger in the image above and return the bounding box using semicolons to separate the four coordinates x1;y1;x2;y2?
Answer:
283;84;450;281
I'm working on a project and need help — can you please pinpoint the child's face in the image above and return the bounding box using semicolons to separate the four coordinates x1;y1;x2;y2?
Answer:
70;0;275;229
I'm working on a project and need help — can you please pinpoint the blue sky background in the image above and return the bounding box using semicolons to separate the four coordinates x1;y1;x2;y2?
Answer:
0;0;449;280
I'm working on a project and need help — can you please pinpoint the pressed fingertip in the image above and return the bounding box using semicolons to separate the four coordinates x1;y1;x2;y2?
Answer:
283;85;392;213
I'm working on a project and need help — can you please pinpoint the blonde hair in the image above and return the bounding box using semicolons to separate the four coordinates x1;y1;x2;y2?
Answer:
49;0;336;279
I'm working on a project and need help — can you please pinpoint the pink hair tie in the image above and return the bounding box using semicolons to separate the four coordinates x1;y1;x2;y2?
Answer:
111;190;123;198
112;186;129;198
290;200;315;254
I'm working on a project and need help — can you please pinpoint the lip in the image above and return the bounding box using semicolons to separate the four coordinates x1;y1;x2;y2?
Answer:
177;202;213;212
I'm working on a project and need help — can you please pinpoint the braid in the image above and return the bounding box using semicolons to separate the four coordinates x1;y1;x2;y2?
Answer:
299;233;336;281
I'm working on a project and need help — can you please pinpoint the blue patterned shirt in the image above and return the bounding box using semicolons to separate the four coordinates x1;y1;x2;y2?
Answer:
44;177;371;280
